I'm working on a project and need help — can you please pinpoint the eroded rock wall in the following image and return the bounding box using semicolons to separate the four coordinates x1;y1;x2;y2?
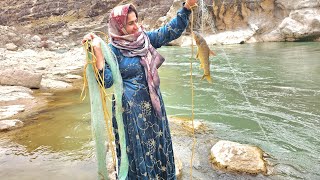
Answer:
0;0;319;47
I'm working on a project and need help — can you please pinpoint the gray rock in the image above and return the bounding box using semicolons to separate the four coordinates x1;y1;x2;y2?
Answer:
8;32;17;37
0;69;42;89
62;31;70;37
0;119;24;131
31;35;41;42
46;40;59;50
5;43;18;51
279;8;320;41
210;140;267;175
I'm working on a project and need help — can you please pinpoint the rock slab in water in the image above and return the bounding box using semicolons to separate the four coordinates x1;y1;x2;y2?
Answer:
40;78;71;89
0;86;34;102
0;69;42;88
210;140;267;175
0;119;24;131
0;105;25;119
168;116;207;134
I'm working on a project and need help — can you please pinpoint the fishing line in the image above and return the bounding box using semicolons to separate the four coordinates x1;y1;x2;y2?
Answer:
186;1;198;179
219;47;271;144
207;0;271;144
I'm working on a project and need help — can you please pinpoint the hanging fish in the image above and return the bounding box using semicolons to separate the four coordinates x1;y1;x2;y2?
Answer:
192;31;216;83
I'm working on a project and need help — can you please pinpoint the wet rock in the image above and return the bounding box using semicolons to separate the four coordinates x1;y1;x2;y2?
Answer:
41;78;71;89
172;130;218;179
5;43;18;51
0;86;33;102
0;119;24;131
0;69;42;89
210;140;267;175
0;105;25;119
181;120;206;134
169;116;207;134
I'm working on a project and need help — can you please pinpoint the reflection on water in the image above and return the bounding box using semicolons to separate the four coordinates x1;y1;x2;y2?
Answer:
0;90;98;180
4;90;92;154
1;42;319;179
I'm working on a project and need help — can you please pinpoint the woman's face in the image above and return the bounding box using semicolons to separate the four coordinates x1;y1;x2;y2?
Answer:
125;11;139;34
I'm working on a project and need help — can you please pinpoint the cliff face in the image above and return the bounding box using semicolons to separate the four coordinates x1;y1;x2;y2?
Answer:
209;0;320;42
0;0;319;48
0;0;173;33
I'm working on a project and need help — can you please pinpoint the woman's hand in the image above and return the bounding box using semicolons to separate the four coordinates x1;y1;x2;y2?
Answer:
81;33;101;48
184;0;198;10
82;33;104;70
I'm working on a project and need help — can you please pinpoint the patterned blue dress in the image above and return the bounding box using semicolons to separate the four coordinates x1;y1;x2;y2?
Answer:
101;7;191;180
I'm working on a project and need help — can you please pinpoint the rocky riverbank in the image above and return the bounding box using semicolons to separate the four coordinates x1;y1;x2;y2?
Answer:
0;46;272;178
0;47;84;129
2;0;317;178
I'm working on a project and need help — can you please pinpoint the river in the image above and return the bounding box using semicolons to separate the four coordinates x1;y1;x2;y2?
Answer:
0;42;319;179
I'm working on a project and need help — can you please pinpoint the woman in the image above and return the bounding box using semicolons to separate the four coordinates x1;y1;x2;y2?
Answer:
82;1;197;179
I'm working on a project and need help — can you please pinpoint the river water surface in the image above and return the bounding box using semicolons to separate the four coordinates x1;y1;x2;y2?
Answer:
0;42;319;179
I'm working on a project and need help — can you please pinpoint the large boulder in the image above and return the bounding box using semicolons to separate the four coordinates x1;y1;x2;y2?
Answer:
210;140;267;175
0;69;42;89
279;8;320;41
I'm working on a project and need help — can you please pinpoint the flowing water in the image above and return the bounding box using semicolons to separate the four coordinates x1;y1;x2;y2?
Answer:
0;42;319;179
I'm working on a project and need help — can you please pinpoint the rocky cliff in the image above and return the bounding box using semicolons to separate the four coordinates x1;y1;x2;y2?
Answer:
161;0;320;45
0;0;319;49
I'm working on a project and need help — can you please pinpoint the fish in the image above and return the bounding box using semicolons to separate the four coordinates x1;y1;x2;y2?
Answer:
192;31;216;83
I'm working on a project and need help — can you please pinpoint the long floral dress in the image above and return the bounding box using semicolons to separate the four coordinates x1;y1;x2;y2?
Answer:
101;6;191;180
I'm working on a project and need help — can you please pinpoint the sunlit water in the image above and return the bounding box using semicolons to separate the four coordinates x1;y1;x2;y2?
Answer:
0;42;319;179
